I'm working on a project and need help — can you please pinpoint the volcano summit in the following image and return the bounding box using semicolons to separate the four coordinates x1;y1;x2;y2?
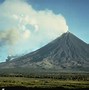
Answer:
0;32;89;71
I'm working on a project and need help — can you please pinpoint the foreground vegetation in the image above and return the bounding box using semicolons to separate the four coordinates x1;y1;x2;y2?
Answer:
0;76;89;89
0;68;89;89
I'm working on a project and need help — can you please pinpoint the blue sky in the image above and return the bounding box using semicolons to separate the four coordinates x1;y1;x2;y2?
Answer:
0;0;89;62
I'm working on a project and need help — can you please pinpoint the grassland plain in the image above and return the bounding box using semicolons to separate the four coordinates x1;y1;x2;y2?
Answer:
0;77;89;90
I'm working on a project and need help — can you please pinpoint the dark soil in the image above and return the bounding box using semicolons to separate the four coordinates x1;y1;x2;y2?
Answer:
0;87;89;90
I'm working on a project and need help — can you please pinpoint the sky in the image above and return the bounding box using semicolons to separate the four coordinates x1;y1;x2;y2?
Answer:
0;0;89;62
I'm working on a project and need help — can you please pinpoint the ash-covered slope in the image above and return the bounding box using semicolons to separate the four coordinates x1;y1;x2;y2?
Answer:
0;32;89;70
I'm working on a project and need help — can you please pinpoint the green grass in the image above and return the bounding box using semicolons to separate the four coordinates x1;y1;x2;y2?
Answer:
0;77;89;89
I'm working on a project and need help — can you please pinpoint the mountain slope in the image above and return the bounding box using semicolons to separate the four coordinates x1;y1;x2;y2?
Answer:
0;32;89;71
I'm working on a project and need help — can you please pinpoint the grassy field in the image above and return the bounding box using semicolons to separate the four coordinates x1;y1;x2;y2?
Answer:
0;77;89;89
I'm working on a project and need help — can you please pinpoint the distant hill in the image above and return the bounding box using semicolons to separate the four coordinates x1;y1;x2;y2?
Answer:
0;32;89;72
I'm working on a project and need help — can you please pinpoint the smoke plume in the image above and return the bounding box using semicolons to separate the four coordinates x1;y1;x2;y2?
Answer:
0;0;68;60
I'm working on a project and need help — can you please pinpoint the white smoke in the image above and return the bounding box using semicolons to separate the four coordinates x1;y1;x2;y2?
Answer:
0;0;68;57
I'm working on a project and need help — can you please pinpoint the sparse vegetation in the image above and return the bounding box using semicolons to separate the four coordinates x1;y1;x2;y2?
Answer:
0;68;89;89
0;69;89;89
0;77;89;89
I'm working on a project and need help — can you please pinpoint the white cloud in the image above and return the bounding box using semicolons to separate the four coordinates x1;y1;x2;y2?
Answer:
0;28;31;44
0;0;68;57
23;30;30;39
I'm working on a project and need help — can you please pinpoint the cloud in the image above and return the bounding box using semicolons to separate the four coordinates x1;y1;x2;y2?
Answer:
0;29;20;45
0;0;68;58
0;29;30;45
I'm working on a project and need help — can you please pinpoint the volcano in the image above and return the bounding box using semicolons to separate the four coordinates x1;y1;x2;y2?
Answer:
0;32;89;71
